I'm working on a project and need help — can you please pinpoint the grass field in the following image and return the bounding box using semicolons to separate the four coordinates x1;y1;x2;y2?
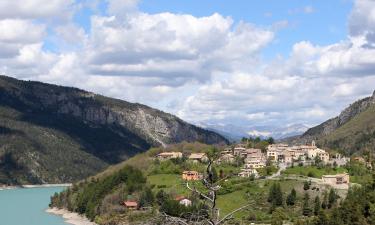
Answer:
282;166;347;178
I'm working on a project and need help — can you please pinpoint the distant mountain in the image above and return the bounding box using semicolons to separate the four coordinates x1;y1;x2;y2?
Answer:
202;123;309;141
292;91;375;155
0;75;227;184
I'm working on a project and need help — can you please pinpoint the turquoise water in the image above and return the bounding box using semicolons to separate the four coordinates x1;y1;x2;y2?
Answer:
0;187;68;225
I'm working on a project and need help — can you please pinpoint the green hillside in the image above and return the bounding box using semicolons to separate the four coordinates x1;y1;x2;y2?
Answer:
293;91;375;157
320;104;375;155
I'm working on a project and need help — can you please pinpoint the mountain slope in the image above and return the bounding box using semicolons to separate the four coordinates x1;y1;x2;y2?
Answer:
294;91;375;155
320;104;375;155
0;75;227;184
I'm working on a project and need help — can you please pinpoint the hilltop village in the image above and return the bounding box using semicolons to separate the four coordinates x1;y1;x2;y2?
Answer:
156;140;351;189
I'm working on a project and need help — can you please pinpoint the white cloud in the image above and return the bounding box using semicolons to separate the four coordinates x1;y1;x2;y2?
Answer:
84;12;273;85
0;0;74;20
107;0;139;15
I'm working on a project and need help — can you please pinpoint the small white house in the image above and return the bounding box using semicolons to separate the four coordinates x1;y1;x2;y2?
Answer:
175;196;192;207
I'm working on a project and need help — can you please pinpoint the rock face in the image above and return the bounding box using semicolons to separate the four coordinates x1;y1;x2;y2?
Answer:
0;75;227;184
293;91;375;148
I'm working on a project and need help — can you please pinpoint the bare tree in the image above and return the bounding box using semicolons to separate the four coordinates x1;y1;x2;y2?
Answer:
162;150;252;225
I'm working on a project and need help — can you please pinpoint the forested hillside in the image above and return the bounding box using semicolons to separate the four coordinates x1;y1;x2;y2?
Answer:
0;76;227;184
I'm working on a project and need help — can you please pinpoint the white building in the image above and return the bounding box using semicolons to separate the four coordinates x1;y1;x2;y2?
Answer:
238;168;259;178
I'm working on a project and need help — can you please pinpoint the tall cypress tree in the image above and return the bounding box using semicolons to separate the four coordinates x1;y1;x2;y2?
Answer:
321;191;328;209
328;189;337;209
286;188;297;206
302;193;311;216
314;196;321;215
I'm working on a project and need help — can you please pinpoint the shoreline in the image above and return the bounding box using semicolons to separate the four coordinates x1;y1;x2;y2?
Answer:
47;208;98;225
0;183;72;191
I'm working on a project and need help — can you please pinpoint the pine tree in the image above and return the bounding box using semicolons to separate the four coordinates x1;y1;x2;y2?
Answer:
328;189;337;209
286;188;297;206
302;193;311;217
314;196;321;215
321;191;328;209
274;183;283;206
268;182;283;212
314;210;329;225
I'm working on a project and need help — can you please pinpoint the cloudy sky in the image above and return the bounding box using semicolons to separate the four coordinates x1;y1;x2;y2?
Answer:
1;0;375;132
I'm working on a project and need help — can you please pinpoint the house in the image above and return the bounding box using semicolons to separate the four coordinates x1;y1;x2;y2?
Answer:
317;151;330;163
175;196;192;207
188;153;208;163
244;148;262;158
238;168;259;178
244;159;266;169
307;148;329;162
233;146;246;156
322;173;350;189
220;149;233;156
245;152;265;163
218;153;235;164
157;152;183;160
182;171;200;180
283;151;294;164
267;149;279;162
123;201;138;210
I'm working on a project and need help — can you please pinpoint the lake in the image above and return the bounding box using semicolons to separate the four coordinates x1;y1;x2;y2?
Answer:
0;187;68;225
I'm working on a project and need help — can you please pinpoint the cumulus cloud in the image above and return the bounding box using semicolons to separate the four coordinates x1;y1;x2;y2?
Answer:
0;0;74;20
84;12;274;85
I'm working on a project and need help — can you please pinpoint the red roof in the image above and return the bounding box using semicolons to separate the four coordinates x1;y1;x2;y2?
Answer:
175;196;187;201
124;201;138;207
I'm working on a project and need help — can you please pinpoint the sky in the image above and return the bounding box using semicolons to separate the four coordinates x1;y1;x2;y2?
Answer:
0;0;375;133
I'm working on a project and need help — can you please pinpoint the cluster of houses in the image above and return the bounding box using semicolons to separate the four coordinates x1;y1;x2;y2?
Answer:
267;141;328;165
156;151;208;163
155;141;352;189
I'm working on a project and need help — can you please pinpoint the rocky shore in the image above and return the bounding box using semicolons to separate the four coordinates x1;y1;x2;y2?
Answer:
47;208;98;225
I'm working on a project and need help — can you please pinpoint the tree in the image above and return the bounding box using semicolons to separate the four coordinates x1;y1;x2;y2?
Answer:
303;181;310;190
219;169;224;179
268;182;283;212
314;196;321;215
271;208;285;225
139;186;155;207
321;191;328;209
302;193;311;217
328;189;337;209
171;156;252;225
156;189;168;206
314;156;322;166
314;210;329;225
267;137;275;144
286;188;297;206
211;166;218;183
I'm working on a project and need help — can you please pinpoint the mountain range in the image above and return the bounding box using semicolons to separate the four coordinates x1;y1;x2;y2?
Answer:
203;123;309;141
0;75;227;184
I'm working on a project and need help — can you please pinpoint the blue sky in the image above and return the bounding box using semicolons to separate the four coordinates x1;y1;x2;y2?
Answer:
1;0;375;136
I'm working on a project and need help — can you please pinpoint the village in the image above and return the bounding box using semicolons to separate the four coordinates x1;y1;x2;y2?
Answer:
147;140;352;208
116;139;369;223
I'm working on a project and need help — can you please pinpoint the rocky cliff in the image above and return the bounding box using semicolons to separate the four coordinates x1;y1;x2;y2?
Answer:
0;75;227;184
